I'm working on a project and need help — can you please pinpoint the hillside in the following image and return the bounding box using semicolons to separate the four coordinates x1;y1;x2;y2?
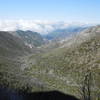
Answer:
0;31;32;58
0;31;47;92
0;26;100;99
25;26;100;98
0;31;30;89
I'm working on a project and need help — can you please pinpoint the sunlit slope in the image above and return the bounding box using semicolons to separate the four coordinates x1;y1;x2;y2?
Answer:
26;26;100;96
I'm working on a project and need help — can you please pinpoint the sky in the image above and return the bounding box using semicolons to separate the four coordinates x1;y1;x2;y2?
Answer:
0;0;100;23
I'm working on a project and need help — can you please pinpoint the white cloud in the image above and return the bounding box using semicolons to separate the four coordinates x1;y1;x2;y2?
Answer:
0;20;90;34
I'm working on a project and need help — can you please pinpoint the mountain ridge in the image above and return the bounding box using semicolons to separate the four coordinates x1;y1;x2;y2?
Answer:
9;30;45;47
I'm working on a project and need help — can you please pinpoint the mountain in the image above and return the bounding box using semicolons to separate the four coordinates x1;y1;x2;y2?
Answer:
0;25;99;99
9;30;45;47
0;31;32;58
0;31;46;92
44;26;88;40
25;25;100;98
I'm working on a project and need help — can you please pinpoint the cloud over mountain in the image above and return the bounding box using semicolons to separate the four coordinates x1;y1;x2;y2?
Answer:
0;20;90;34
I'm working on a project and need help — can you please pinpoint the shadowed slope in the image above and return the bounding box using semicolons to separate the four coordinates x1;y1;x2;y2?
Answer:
0;87;79;100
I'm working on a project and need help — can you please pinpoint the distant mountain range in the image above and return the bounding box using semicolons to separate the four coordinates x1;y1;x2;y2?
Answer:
44;25;88;40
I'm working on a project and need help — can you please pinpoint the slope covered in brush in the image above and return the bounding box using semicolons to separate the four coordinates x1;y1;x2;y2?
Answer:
0;31;47;91
26;26;100;97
